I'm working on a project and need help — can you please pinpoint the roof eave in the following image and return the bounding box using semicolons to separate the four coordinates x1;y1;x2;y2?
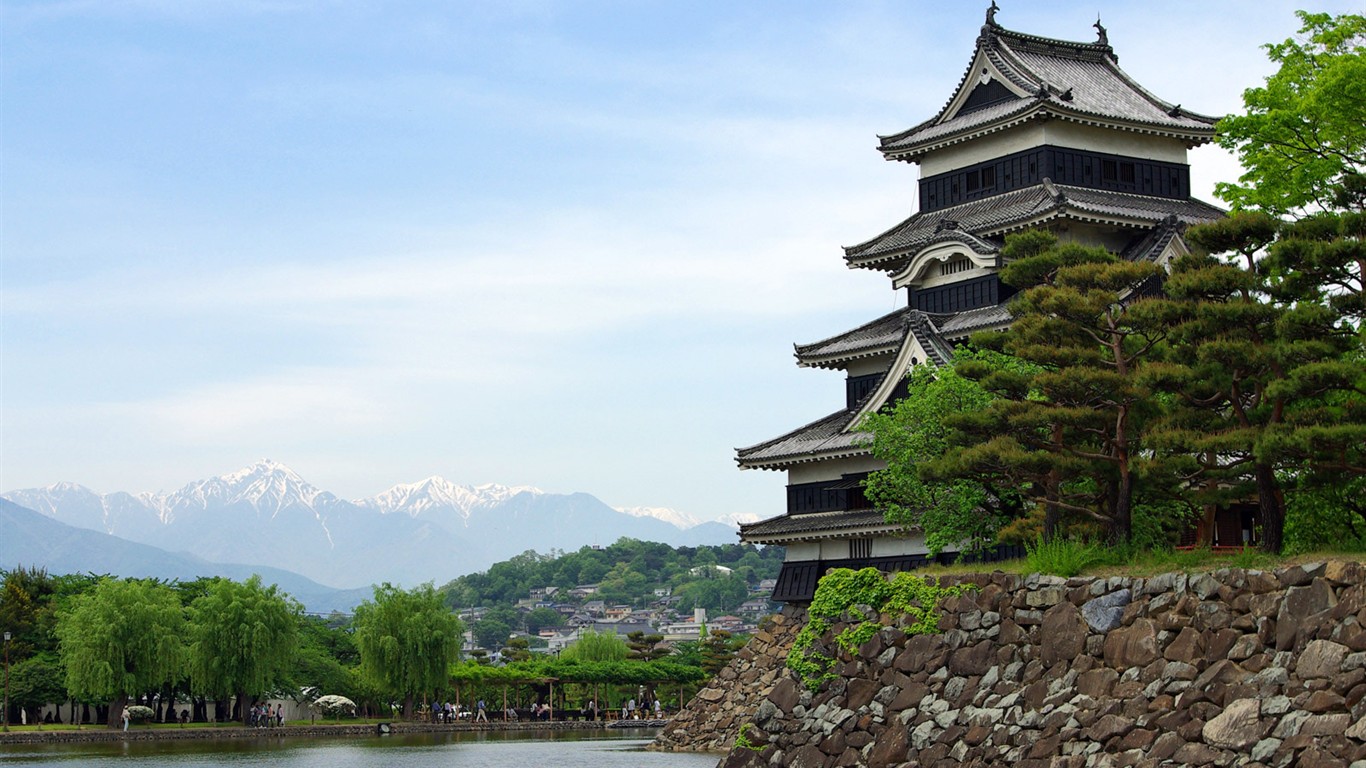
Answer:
736;444;874;472
738;520;909;545
879;109;1216;164
795;345;901;369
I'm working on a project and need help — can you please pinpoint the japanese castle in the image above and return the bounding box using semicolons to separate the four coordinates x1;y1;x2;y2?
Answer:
736;7;1226;603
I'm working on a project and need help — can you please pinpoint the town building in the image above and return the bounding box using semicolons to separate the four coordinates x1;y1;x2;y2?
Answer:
737;7;1225;603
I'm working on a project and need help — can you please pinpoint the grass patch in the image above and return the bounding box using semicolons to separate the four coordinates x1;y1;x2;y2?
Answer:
906;546;1362;581
1025;538;1105;577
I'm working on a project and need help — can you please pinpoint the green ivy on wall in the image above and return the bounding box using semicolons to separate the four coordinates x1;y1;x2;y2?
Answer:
785;567;971;691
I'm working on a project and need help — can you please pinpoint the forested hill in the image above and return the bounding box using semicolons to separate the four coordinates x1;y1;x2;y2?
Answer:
438;538;783;612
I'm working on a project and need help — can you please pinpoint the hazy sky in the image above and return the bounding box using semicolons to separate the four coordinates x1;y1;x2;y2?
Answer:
2;1;1355;523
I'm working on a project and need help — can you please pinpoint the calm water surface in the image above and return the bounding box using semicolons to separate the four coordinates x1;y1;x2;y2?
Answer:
0;728;721;768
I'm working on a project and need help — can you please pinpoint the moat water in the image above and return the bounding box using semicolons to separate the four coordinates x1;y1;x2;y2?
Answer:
0;728;720;767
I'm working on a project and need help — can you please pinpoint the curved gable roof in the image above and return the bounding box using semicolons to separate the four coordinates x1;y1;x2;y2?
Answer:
878;19;1217;163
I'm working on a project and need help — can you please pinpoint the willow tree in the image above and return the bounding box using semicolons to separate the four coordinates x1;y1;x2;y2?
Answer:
560;629;628;662
55;578;186;728
188;576;301;724
353;583;463;719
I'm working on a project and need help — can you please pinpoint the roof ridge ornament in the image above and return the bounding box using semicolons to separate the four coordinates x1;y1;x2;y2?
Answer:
986;1;999;27
1041;177;1064;201
1094;16;1108;45
1168;104;1183;117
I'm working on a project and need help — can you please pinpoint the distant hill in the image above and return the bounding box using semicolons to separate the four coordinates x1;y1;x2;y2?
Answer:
3;460;740;589
0;498;371;613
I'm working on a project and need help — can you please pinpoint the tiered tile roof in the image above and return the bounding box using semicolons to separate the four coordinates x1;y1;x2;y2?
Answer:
793;308;911;369
878;21;1217;163
844;181;1225;272
738;509;898;544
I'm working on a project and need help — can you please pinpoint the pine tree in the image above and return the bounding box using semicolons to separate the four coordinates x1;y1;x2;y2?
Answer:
954;230;1170;543
1146;212;1362;553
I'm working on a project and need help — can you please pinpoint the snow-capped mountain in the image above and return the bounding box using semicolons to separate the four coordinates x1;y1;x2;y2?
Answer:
616;505;706;529
156;459;336;520
358;477;542;520
2;461;739;589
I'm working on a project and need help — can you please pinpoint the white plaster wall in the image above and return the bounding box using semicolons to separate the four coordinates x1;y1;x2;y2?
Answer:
871;533;929;557
920;121;1189;176
820;539;852;559
1047;221;1138;252
787;455;883;485
784;542;820;561
846;354;894;378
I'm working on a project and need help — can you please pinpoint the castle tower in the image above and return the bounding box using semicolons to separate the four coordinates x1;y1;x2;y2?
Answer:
737;8;1225;603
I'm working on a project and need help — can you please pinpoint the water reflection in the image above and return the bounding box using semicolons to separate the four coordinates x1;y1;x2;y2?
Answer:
0;728;720;767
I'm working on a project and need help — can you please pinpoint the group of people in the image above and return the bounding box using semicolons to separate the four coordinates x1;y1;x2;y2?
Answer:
619;697;663;720
430;701;466;723
249;702;285;728
582;696;664;721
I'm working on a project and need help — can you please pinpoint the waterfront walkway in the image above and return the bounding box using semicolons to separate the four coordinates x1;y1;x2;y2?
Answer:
0;718;669;746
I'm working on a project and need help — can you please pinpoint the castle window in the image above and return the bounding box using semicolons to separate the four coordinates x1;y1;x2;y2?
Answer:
850;538;872;559
939;257;973;276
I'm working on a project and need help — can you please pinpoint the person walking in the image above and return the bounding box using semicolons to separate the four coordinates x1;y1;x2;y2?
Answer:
121;707;130;732
475;698;487;722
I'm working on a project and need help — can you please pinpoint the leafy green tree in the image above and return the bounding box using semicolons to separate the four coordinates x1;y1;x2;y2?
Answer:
525;607;564;635
10;654;65;725
674;575;748;614
560;630;628;662
292;616;357;703
187;575;301;724
353;583;463;719
472;618;511;652
1215;11;1366;215
1284;474;1366;552
861;348;1029;554
55;578;186;728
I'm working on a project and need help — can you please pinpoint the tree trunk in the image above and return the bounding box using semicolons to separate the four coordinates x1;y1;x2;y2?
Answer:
1043;425;1064;541
1256;463;1285;554
1043;470;1060;542
1108;466;1133;545
236;691;250;726
402;694;414;720
109;695;128;730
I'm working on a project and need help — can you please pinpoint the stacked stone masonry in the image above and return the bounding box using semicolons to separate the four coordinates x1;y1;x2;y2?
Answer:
654;606;807;753
657;561;1366;768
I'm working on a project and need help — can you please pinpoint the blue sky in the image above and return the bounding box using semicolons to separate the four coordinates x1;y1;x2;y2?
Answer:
2;1;1357;523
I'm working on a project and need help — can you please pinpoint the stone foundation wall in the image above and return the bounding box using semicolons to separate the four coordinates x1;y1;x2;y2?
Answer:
662;561;1366;768
653;605;805;753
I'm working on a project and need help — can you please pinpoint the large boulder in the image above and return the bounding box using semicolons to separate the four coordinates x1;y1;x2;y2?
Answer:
1203;698;1269;750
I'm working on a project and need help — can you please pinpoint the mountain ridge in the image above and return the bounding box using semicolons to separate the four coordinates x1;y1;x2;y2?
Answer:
2;460;740;590
0;498;371;613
